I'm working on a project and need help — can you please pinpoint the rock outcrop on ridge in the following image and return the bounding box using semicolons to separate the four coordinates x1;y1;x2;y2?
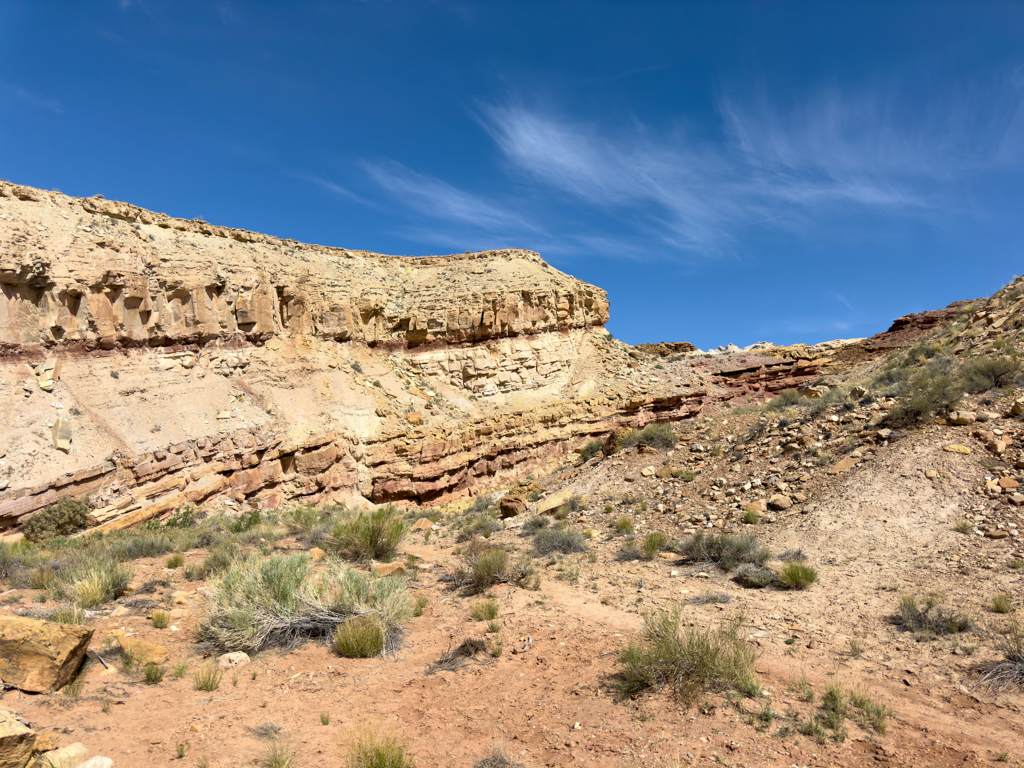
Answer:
0;183;828;531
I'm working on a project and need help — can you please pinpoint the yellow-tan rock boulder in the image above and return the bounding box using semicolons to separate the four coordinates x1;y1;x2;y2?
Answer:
0;617;92;694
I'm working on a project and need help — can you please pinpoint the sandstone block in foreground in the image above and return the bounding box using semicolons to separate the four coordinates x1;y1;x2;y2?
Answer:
0;709;36;768
0;617;93;694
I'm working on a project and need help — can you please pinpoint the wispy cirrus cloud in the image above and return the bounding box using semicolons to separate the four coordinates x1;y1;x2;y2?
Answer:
360;159;536;233
310;69;1024;260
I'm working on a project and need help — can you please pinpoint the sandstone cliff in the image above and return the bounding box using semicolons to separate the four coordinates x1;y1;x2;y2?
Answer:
0;183;822;532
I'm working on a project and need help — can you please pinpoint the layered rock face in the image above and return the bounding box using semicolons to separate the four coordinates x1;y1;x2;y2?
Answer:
0;182;607;350
0;183;820;532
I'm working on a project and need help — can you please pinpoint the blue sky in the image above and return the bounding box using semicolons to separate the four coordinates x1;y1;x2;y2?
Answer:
2;1;1022;348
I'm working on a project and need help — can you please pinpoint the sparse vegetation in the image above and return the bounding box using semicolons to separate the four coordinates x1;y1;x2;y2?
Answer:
732;564;774;588
151;610;171;629
640;531;670;561
259;740;295;768
579;439;603;462
615;608;759;704
677;532;771;572
21;496;91;543
346;734;416;768
897;593;973;639
992;593;1015;614
193;666;224;691
332;505;408;562
959;355;1022;393
614;516;634;534
166;553;184;569
198;554;410;654
975;621;1024;690
143;662;165;685
777;561;817;590
475;746;526;768
470;599;499;621
954;519;975;534
533;527;587;555
333;615;385;658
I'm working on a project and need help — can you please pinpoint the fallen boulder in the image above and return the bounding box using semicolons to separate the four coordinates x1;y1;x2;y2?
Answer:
0;617;92;694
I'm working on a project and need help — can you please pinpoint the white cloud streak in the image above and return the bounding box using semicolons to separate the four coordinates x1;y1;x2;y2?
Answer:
328;70;1024;259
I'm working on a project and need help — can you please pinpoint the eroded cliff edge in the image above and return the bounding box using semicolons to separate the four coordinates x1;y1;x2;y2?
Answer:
0;183;818;531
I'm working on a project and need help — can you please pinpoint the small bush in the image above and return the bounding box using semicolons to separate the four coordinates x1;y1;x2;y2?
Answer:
641;532;670;561
54;558;134;609
959;355;1022;393
333;505;408;562
165;554;184;569
22;497;91;543
413;595;428;617
47;605;84;625
226;508;262;534
674;469;696;482
975;621;1024;690
849;689;892;734
198;554;410;654
151;610;171;629
615;609;759;704
777;561;817;590
897;593;973;638
459;545;508;593
533;528;587;555
259;740;295;768
765;389;802;411
992;593;1014;614
954;519;974;534
742;509;760;525
634;423;678;451
143;663;165;685
346;734;416;768
333;615;385;658
282;505;331;546
614;516;634;534
887;368;963;426
677;532;771;571
525;516;549;532
732;565;773;588
579;440;603;462
475;746;526;768
470;599;499;621
193;666;223;691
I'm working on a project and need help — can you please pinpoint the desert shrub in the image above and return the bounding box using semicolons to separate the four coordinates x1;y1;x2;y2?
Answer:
849;689;893;734
992;593;1015;614
677;532;771;571
615;608;759;704
198;554;410;654
333;505;408;562
804;385;852;416
150;609;170;629
732;564;774;588
46;604;84;624
52;557;134;609
525;515;549;532
470;599;499;621
579;440;603;462
259;741;296;768
641;532;670;561
105;530;177;562
333;615;384;658
282;504;332;546
475;746;526;768
897;593;973;638
0;540;40;584
959;355;1022;393
975;621;1024;690
346;734;416;768
777;561;817;590
193;666;223;691
765;389;802;411
614;516;634;534
143;663;165;685
634;423;679;451
456;543;508;593
533;528;587;555
184;542;236;581
688;591;733;605
954;519;974;534
225;508;262;534
674;469;696;482
887;364;964;426
166;554;184;569
742;509;760;525
22;497;91;543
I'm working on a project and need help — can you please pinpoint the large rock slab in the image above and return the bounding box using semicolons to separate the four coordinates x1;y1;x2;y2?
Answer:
0;617;92;694
0;709;36;768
